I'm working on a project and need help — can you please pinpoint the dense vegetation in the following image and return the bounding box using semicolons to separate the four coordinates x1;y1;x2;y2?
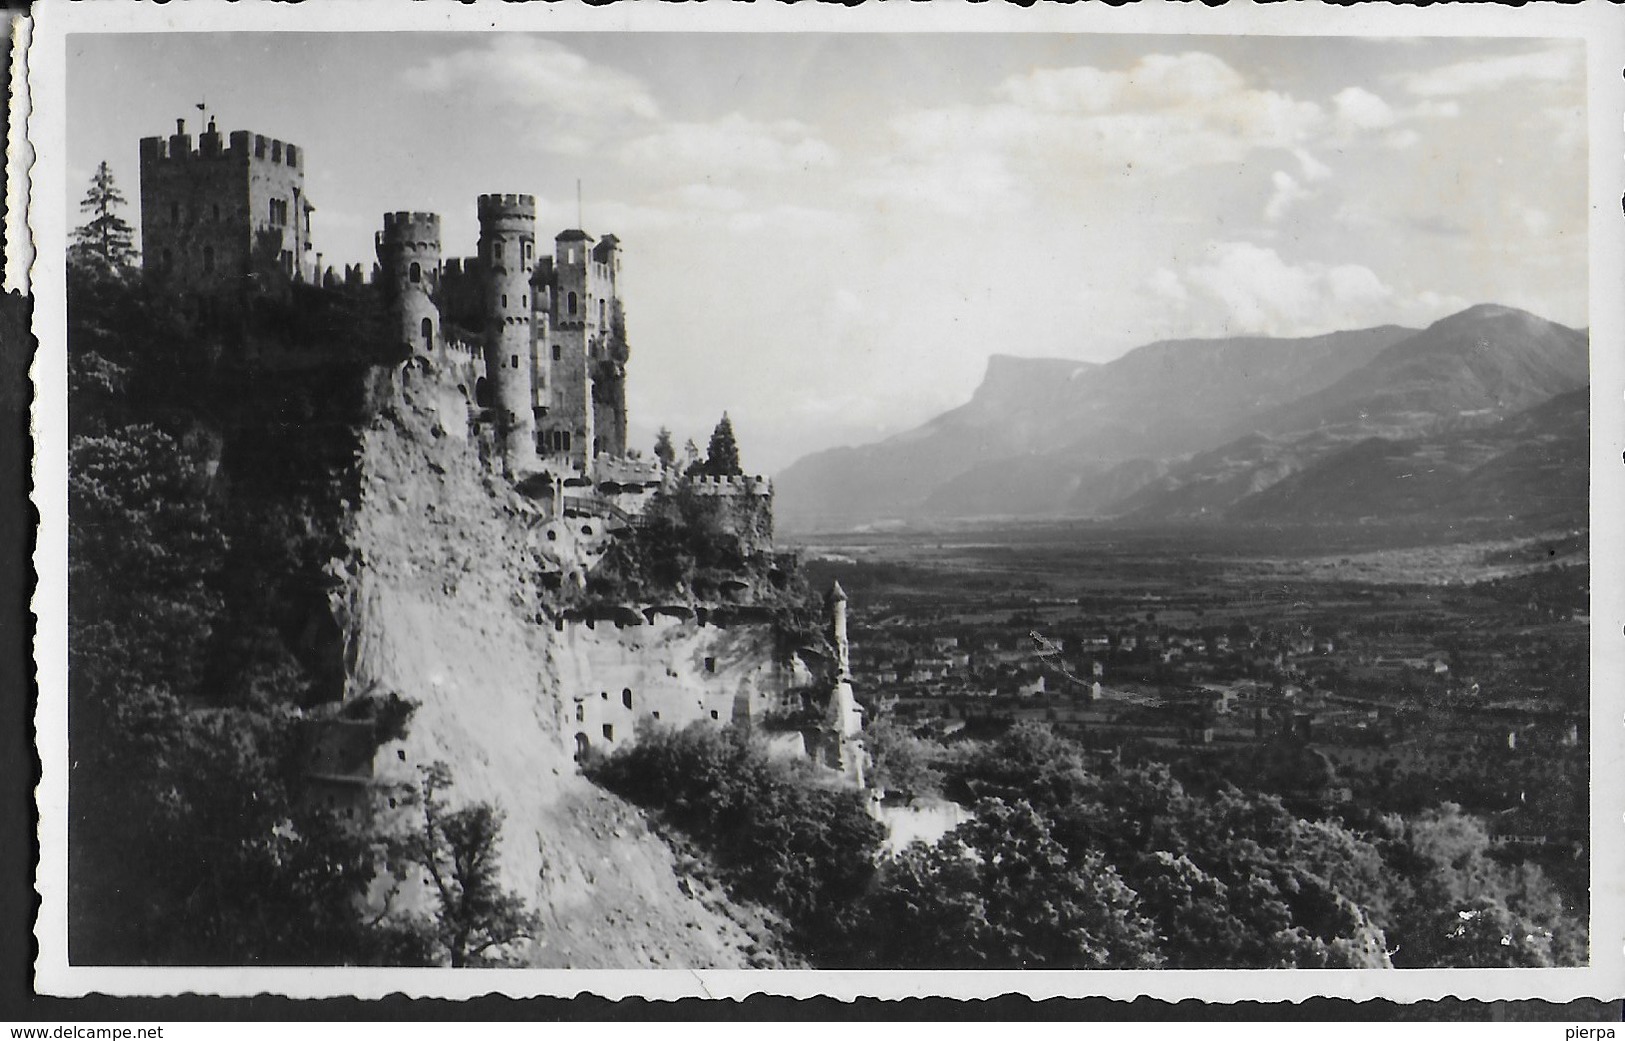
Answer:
582;481;828;660
589;720;1587;969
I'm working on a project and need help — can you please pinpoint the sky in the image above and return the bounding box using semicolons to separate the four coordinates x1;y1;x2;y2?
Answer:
66;32;1588;473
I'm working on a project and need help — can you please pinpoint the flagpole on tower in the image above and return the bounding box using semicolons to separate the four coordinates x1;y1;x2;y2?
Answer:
576;179;582;230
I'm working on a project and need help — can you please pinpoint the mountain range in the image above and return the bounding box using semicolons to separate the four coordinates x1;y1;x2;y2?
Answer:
775;304;1589;532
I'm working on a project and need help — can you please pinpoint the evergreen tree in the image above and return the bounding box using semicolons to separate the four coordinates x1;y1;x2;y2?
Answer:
70;161;137;275
653;426;676;467
704;412;743;477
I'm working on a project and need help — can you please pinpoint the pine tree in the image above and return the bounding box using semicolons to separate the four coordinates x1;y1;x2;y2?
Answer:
653;426;676;467
704;413;743;477
70;161;137;275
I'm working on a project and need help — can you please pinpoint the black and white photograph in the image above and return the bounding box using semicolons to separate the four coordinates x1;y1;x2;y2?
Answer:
25;1;1625;1002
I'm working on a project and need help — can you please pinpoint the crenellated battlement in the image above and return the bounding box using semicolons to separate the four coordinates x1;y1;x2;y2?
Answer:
139;120;303;170
686;474;772;497
477;193;537;220
380;211;441;241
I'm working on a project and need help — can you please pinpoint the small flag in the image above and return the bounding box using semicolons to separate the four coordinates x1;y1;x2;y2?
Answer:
196;102;206;111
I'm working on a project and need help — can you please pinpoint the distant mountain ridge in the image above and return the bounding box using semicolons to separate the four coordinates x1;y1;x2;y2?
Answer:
776;304;1587;532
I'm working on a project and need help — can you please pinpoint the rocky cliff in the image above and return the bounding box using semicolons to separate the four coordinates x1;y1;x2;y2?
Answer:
326;361;789;968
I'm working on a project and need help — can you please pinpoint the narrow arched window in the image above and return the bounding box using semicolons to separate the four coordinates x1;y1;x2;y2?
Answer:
567;291;578;316
622;688;632;710
421;317;433;348
599;299;606;324
409;261;421;283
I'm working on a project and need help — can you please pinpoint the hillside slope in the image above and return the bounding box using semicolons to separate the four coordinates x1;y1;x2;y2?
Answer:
333;365;786;968
1122;306;1589;522
776;326;1412;529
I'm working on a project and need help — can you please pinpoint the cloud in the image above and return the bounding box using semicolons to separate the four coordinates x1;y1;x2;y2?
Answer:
1150;241;1462;336
997;51;1247;113
877;52;1326;188
619;113;836;177
854;150;1023;216
1329;87;1457;148
1333;87;1398;132
1384;129;1423;151
1292;149;1333;183
1403;45;1581;97
411;37;659;122
1264;170;1311;223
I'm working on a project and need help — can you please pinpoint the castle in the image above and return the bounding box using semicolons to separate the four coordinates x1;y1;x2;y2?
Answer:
141;119;866;789
375;199;631;479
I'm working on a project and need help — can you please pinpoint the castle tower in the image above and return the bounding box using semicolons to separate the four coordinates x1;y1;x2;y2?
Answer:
589;234;629;458
477;193;538;473
375;211;441;357
139;117;314;291
536;229;597;472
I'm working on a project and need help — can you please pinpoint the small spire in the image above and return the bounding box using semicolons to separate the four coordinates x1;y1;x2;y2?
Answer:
829;580;847;602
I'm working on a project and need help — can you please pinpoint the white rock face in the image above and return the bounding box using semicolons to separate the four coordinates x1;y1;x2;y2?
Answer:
330;363;790;968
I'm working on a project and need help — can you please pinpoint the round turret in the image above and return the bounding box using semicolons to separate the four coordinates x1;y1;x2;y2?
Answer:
478;194;538;473
376;211;442;356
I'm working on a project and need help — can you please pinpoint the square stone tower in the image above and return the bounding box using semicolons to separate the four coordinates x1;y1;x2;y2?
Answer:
138;118;315;291
534;228;628;471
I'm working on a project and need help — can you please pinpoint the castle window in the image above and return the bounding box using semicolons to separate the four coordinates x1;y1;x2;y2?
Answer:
422;318;433;348
575;704;584;723
495;242;504;261
271;141;282;163
599;299;606;324
552;344;561;362
567;292;578;316
704;657;716;674
568;247;577;264
622;688;632;710
574;733;589;758
562;432;571;451
511;354;519;369
602;724;614;741
522;294;527;308
652;711;660;721
409;262;421;283
710;710;719;721
501;294;507;308
523;242;532;263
